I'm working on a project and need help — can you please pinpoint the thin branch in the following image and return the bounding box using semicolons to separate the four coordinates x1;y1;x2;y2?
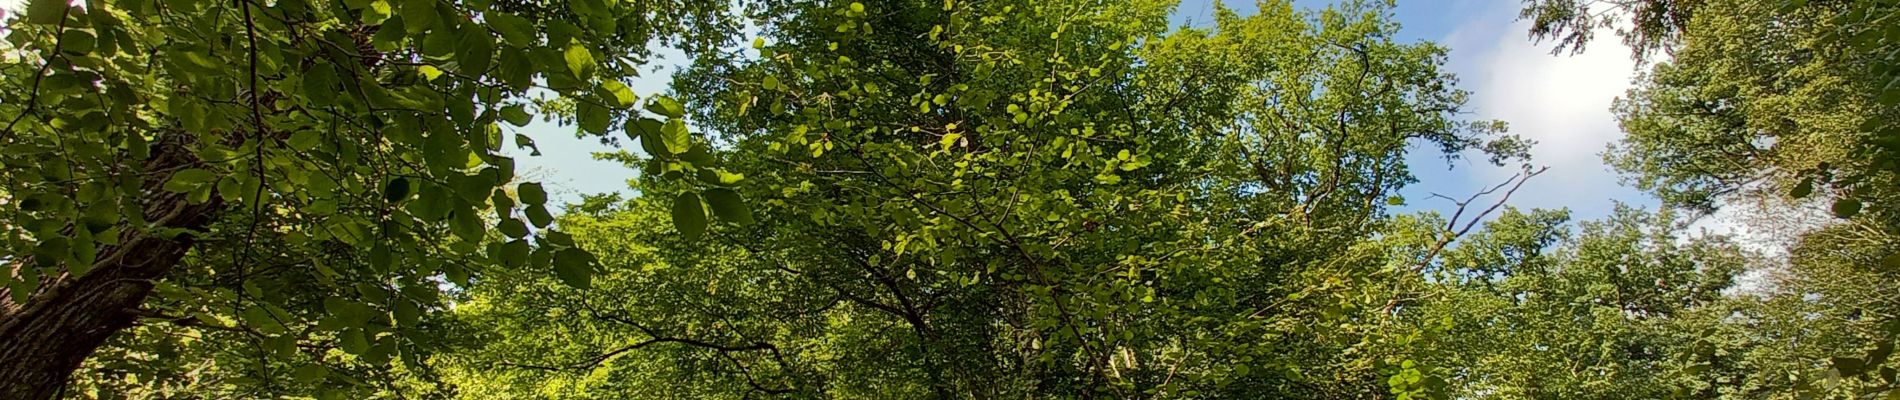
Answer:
0;5;75;141
1381;166;1546;315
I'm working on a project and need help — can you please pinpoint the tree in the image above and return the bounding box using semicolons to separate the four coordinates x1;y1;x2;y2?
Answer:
0;0;735;397
432;200;815;399
1523;0;1900;217
1404;207;1900;399
1604;0;1899;217
1518;0;1699;62
34;0;1892;398
436;0;1528;397
1396;206;1752;399
1523;0;1900;397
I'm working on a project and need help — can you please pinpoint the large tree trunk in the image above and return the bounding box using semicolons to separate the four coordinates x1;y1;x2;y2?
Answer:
0;135;223;399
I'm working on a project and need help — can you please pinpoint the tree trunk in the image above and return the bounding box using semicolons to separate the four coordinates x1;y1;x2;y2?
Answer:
0;135;223;399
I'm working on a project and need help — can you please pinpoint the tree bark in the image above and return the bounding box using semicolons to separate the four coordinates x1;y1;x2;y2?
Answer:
0;135;223;399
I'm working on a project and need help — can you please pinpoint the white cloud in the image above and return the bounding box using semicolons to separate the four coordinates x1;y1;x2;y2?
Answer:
1439;18;1646;218
1435;12;1827;293
1473;33;1635;177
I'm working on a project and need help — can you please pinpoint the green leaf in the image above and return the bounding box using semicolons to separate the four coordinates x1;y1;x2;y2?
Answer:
662;120;690;155
383;178;412;203
704;188;753;225
672;192;707;240
630;118;668;155
171;97;206;132
498;47;534;90
542;229;576;246
647;95;684;118
25;0;67;25
450;208;485;242
762;75;781;90
369;11;405;46
164;169;217;193
457;30;495;74
516;182;548;205
499;217;529;239
1869;341;1895;368
500;105;532;127
681;144;714;164
563;44;596;79
696;169;745;185
567;0;601;17
1833;198;1862;218
1791;177;1814;199
401;0;436;33
418;64;442;81
602;80;637;108
339;329;370;355
56;30;94;55
486;12;535;46
552;248;594;289
288;131;322;151
498;239;530;267
369;243;393;270
392;300;421;327
1835;356;1867;377
525;204;555;228
292;365;327;384
578;102;609;134
302;63;339;106
407;183;452;221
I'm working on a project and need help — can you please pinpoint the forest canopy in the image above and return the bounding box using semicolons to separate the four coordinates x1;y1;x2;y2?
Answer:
0;0;1897;399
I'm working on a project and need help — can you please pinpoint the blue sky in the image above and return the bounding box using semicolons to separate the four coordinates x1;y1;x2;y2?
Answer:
1386;0;1657;223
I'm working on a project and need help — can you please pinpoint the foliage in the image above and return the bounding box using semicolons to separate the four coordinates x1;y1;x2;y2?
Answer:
436;0;1528;398
1519;0;1900;398
1403;206;1900;399
1517;0;1698;62
1;0;1894;398
0;0;735;397
1400;206;1751;399
1605;0;1900;217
